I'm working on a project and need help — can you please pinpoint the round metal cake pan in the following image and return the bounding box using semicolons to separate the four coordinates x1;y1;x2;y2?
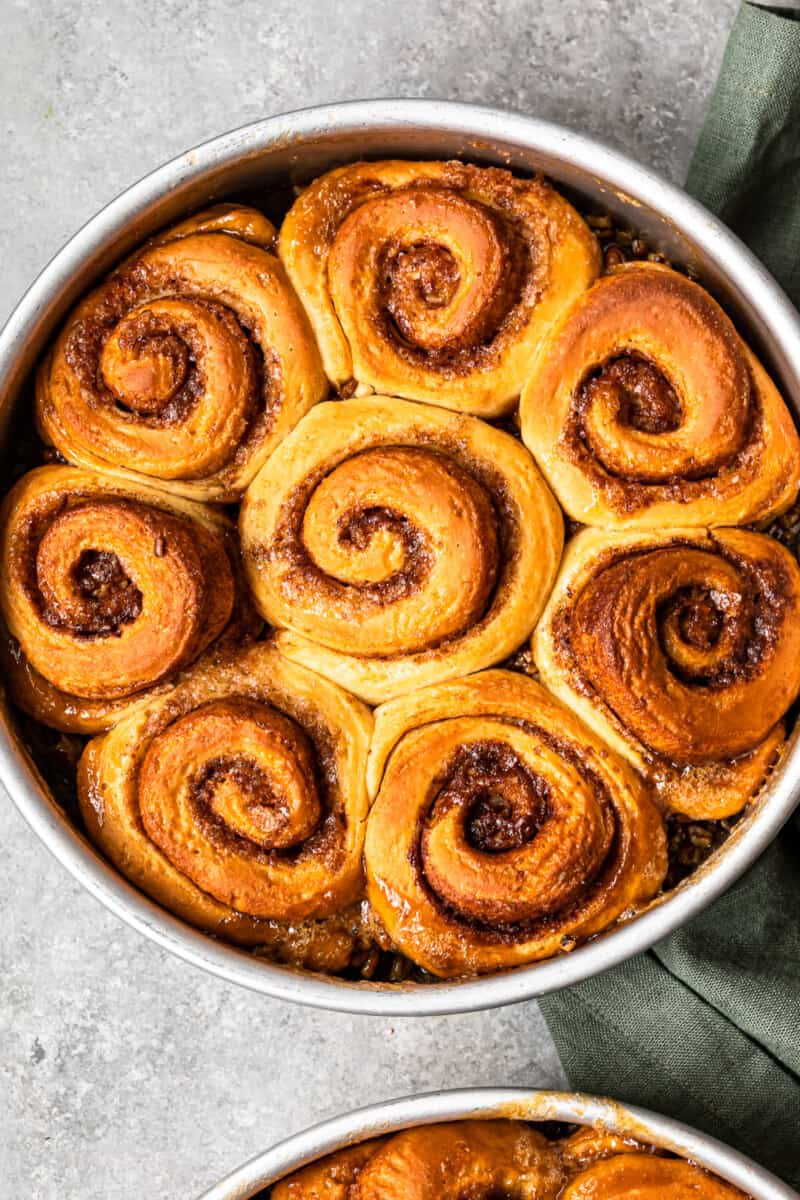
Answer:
196;1088;798;1199
2;100;800;1016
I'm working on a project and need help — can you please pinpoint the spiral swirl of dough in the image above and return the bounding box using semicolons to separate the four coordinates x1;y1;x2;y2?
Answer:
78;643;372;950
279;160;600;416
240;397;562;703
0;465;255;732
364;671;666;977
520;262;800;528
36;205;328;501
534;526;800;817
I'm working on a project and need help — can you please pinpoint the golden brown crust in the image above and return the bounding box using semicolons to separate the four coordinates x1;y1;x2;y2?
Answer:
520;262;800;528
36;205;328;502
78;642;372;946
240;397;563;704
533;526;800;818
279;160;600;416
0;465;259;733
364;671;666;977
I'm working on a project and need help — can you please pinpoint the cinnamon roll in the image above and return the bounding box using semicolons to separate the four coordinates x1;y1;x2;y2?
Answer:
0;465;258;733
271;1142;386;1200
562;1154;745;1200
534;527;800;818
350;1122;563;1200
520;262;800;528
240;396;562;704
270;1122;747;1200
279;160;600;416
36;205;328;502
364;670;666;977
77;642;372;962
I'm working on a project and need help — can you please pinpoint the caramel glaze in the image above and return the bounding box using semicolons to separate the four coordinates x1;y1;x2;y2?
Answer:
265;1120;748;1200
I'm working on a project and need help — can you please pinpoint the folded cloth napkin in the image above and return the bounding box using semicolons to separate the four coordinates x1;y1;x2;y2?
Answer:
539;3;800;1187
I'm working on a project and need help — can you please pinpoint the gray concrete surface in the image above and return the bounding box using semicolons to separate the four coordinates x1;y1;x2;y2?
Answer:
1;0;739;1195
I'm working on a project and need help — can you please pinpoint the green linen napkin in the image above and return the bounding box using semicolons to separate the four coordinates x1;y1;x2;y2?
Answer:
539;3;800;1187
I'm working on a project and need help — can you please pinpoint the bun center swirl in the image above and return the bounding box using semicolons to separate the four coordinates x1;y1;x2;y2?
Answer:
584;355;683;438
293;445;499;655
37;512;143;635
573;324;749;485
533;526;800;817
364;671;665;976
64;274;262;481
141;697;322;868
77;643;372;937
458;742;548;854
333;187;524;362
15;488;234;699
416;721;614;926
127;679;362;922
569;540;800;763
279;160;600;416
97;298;256;445
240;396;563;704
36;205;328;501
562;267;751;485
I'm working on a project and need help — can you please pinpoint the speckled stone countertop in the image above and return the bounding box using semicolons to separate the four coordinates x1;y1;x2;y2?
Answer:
1;1;739;1195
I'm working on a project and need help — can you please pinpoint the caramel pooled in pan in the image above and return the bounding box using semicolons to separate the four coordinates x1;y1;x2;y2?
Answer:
364;670;666;977
240;396;563;704
520;262;800;528
36;205;328;502
0;464;257;733
533;526;800;817
77;642;372;965
279;160;600;416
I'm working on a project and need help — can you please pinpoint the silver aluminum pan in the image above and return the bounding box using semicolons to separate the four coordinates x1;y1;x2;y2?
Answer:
196;1088;798;1200
2;100;799;1015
